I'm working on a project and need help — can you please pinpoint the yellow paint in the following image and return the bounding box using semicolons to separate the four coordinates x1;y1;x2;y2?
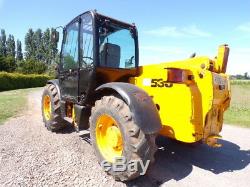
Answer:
72;106;76;122
214;44;230;73
43;95;51;121
72;106;78;129
206;135;222;147
130;46;231;144
95;114;123;162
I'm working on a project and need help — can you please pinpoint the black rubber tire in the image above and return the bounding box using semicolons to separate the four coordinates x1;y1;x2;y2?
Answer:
41;84;65;132
89;95;157;181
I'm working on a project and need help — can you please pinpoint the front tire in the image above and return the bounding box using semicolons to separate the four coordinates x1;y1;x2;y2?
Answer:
89;95;157;181
41;84;65;132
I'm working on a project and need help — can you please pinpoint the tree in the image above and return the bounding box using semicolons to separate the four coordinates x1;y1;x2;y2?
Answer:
0;29;7;57
23;27;59;65
34;29;43;61
0;27;60;74
50;28;58;60
25;28;35;59
0;55;16;72
42;28;51;64
18;58;46;74
6;34;15;57
16;40;23;61
244;72;249;80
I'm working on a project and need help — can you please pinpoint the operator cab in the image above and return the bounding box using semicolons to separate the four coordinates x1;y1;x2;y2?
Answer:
56;11;139;104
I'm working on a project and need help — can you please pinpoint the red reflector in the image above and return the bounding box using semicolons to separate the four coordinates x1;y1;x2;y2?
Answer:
167;68;184;83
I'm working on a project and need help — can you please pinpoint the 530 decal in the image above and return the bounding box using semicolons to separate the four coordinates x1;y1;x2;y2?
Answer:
151;79;173;88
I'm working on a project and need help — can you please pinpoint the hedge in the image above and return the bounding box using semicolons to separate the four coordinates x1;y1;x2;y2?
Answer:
231;80;250;85
0;72;52;91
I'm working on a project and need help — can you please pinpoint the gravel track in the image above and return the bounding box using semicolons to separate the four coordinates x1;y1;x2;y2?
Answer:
0;89;249;187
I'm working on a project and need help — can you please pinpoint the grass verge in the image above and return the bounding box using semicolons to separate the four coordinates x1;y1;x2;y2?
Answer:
0;88;40;124
224;84;250;127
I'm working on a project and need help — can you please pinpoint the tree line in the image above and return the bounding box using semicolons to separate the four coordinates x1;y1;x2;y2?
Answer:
231;72;250;80
0;28;58;74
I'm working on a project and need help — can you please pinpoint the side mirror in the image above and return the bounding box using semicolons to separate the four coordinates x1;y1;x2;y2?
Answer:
51;30;59;43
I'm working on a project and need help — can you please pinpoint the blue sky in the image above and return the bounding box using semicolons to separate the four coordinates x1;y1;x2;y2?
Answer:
0;0;250;74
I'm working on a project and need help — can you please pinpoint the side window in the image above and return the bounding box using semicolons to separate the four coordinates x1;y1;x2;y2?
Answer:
80;14;93;68
62;22;79;70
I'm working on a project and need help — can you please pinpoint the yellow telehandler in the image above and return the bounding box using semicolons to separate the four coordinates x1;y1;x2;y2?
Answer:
41;10;231;181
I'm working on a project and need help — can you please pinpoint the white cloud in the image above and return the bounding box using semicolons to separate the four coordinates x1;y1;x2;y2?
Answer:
237;22;250;32
144;25;211;38
183;25;211;37
144;26;184;37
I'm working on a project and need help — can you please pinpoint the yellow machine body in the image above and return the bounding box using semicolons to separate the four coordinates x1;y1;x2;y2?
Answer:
130;45;231;146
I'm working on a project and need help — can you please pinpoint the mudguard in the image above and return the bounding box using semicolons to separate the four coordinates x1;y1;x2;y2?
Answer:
47;79;61;99
95;82;162;134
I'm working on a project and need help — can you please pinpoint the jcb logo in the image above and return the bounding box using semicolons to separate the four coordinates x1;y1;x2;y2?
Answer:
151;79;173;88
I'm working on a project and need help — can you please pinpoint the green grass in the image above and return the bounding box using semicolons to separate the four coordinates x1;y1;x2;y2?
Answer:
0;88;40;124
224;84;250;127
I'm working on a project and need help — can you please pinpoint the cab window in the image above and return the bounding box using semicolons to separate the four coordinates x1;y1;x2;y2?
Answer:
99;25;136;69
61;21;79;70
80;14;94;68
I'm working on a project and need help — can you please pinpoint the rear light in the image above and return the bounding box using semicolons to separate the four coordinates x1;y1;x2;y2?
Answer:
167;68;185;83
166;68;194;84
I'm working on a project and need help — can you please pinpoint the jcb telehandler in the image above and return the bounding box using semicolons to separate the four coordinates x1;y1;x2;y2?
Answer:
42;10;231;181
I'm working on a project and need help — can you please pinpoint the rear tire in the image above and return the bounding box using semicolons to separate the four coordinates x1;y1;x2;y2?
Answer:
89;95;157;181
41;84;65;132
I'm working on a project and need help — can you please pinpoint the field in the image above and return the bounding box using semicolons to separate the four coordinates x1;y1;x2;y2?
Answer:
0;88;39;124
224;81;250;127
0;81;249;127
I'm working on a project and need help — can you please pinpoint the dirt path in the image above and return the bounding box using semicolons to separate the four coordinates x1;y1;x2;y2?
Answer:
0;89;249;187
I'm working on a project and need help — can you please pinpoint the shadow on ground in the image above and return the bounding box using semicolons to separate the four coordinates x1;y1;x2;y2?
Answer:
126;136;250;187
55;125;76;134
63;128;250;187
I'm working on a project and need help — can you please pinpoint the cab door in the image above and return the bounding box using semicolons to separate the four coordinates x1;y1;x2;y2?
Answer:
59;20;80;102
78;13;94;100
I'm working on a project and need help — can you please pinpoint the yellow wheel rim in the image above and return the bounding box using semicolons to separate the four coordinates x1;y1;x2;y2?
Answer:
72;106;78;129
96;114;123;163
43;95;51;121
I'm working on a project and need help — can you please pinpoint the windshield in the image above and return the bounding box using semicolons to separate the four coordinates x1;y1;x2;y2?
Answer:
99;23;136;69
